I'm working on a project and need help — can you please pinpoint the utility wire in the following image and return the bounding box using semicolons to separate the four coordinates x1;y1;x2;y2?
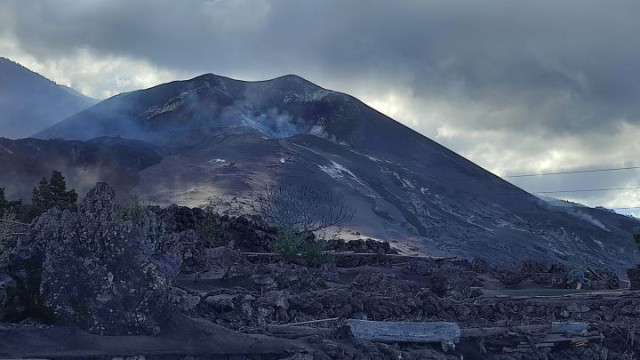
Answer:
533;187;640;194
504;167;640;208
505;166;640;178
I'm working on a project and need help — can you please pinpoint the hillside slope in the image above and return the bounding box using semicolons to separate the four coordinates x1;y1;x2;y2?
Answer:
33;74;640;273
0;137;161;201
0;58;96;138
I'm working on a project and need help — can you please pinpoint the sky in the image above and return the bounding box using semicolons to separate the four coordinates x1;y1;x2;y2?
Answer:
1;0;640;215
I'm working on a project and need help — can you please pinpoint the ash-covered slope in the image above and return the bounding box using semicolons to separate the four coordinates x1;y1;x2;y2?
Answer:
0;137;161;201
0;58;97;138
35;73;640;273
37;74;533;208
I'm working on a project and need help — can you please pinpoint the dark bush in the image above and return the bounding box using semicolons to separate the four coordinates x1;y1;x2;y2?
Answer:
273;229;328;266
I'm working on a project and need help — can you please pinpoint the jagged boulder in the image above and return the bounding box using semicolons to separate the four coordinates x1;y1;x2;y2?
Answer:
326;238;398;254
628;265;640;290
352;271;399;295
0;272;14;317
10;183;182;335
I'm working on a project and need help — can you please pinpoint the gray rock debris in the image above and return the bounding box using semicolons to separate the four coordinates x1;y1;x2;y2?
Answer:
10;183;187;335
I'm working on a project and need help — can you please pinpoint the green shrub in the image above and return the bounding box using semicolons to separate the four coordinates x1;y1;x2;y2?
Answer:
274;229;302;259
202;215;221;238
301;239;327;266
274;229;328;266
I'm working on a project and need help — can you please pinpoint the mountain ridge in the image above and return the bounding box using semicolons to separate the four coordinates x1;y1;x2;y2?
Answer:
34;73;535;203
0;57;97;138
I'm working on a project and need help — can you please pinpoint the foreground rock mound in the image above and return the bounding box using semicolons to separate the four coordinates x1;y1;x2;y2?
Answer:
9;183;183;335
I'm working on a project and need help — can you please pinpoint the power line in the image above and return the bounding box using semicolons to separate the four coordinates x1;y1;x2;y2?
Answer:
505;166;640;178
533;187;640;194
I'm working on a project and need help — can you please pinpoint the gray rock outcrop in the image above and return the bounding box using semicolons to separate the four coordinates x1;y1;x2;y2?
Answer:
10;183;183;335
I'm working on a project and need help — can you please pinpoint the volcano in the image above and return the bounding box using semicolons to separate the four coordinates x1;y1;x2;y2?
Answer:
26;73;639;273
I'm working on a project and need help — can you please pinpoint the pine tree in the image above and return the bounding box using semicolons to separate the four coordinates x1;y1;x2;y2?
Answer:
0;187;7;212
0;186;27;221
0;187;9;218
32;177;52;214
31;171;77;215
49;171;77;205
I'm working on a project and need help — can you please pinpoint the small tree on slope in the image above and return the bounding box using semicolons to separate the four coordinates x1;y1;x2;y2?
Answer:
255;184;354;234
32;171;77;214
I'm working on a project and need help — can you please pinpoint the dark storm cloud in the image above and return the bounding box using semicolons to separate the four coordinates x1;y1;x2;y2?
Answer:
2;0;640;210
5;0;640;133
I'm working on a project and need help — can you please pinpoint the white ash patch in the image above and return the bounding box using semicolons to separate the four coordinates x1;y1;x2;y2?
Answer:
319;161;357;180
309;125;328;138
365;154;381;162
283;88;332;103
146;97;185;119
393;172;415;190
566;209;611;232
592;238;604;249
308;124;344;145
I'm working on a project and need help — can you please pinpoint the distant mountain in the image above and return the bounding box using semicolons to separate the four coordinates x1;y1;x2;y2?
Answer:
0;57;97;138
31;74;640;273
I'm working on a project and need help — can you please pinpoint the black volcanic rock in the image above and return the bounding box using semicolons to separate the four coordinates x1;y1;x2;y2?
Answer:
0;58;97;138
9;183;182;335
31;74;640;274
629;265;640;289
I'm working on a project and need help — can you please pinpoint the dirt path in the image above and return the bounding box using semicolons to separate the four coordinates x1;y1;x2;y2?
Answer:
0;314;304;359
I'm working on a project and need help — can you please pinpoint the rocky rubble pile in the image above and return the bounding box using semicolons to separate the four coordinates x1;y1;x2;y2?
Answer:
175;248;478;332
1;185;639;359
483;258;621;290
156;205;400;256
172;243;640;359
183;247;638;330
161;220;639;359
324;238;399;254
3;183;185;335
158;205;278;253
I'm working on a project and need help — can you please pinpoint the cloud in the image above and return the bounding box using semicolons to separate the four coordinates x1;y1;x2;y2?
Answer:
2;0;640;211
